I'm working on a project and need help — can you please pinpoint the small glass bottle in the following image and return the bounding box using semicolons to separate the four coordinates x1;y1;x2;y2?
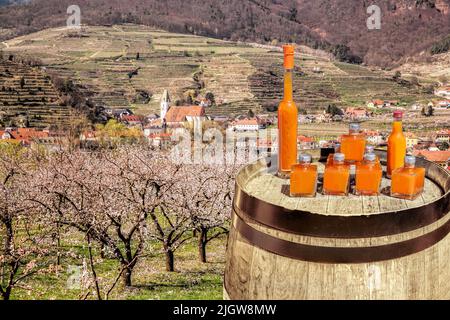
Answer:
290;154;318;197
327;142;341;165
363;145;381;168
340;123;366;163
355;153;382;196
323;153;350;196
391;156;426;200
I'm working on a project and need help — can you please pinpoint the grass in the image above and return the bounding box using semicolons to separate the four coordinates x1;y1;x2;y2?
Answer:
9;233;227;300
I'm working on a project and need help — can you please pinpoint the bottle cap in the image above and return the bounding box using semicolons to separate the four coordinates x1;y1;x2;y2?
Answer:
393;110;403;119
334;153;345;162
349;123;360;131
364;153;376;162
365;145;375;153
299;154;312;163
405;155;416;166
283;44;295;69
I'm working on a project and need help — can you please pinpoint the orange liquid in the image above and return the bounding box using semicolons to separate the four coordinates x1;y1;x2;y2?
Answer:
278;70;298;175
387;121;406;177
323;163;350;196
355;162;382;195
340;134;366;163
415;167;425;193
326;154;334;165
290;164;318;197
391;167;425;200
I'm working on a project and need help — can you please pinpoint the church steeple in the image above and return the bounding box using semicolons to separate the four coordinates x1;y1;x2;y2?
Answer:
160;90;170;120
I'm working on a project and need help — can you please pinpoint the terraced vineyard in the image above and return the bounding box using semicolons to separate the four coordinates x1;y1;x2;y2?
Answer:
0;59;73;128
0;24;438;126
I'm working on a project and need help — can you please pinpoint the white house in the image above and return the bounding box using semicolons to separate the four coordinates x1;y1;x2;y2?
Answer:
364;130;384;146
435;86;450;98
228;118;264;132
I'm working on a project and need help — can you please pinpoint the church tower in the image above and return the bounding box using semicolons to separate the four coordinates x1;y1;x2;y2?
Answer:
160;90;170;120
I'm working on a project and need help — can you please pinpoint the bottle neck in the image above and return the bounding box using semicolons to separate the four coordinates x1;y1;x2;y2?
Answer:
283;69;293;102
405;163;415;169
392;120;403;133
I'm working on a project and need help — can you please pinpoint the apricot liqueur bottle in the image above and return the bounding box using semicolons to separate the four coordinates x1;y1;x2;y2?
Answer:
323;153;350;196
290;154;318;197
387;111;406;178
391;156;425;200
363;145;381;168
327;142;341;165
355;153;382;196
340;123;366;163
278;44;298;178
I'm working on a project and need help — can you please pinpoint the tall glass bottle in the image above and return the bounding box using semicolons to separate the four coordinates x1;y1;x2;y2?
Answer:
387;111;406;178
278;44;298;177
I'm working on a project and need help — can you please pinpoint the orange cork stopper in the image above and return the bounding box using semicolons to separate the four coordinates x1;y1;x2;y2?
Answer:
283;44;295;69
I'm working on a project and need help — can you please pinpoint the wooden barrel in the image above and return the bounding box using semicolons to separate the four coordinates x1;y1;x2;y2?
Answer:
224;151;450;299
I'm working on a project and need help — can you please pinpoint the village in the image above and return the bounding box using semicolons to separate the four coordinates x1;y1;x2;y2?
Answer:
1;86;450;170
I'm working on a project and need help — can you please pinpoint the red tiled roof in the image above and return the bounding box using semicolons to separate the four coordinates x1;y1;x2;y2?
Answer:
1;128;50;144
232;118;259;126
298;135;314;143
372;99;384;105
346;107;367;116
413;150;450;163
149;133;172;139
165;106;205;123
121;115;143;122
363;130;382;136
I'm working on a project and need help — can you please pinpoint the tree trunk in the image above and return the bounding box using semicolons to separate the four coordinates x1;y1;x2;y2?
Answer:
100;243;106;259
198;228;208;263
122;266;132;287
165;249;174;272
1;287;11;301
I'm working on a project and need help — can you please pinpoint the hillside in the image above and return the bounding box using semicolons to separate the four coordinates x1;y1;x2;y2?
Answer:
0;57;77;128
0;0;449;68
0;25;436;125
